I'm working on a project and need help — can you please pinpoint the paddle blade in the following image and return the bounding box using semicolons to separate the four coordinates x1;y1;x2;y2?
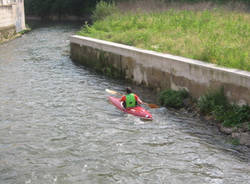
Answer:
105;89;122;96
146;103;160;108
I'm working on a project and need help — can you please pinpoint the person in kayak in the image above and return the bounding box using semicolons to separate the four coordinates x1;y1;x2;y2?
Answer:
120;87;143;108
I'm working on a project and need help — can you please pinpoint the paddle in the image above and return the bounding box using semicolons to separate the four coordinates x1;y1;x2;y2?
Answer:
105;89;159;108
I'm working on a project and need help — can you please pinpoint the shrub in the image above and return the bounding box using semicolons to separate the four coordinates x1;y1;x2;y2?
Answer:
198;87;250;127
213;104;250;127
91;0;118;22
158;89;189;109
197;87;229;114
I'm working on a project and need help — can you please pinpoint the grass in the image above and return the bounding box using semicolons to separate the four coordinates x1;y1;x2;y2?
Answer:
78;3;250;71
158;89;189;109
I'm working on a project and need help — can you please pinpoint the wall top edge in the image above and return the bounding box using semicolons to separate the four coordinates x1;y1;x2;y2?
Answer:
0;24;15;31
0;4;14;7
0;0;20;6
70;35;250;78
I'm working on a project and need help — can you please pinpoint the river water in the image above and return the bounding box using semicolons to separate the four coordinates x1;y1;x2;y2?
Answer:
0;23;250;184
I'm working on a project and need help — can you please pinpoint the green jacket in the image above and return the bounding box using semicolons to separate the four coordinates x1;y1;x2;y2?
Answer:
126;93;136;108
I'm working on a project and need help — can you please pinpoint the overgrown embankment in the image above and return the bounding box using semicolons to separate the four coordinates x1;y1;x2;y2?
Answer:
78;0;250;71
158;88;250;146
75;0;250;146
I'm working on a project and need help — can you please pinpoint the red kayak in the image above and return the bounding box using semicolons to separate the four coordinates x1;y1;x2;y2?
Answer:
108;96;153;120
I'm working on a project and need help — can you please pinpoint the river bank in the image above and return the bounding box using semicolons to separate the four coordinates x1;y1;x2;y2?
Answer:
70;35;250;147
78;1;250;71
173;94;250;147
0;25;30;44
73;0;250;147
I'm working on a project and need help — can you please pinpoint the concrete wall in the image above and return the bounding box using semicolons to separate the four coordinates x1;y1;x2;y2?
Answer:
70;35;250;105
0;4;13;28
0;0;26;33
13;0;26;32
0;24;15;42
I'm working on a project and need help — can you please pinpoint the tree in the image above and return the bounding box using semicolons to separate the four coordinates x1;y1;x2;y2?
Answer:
24;0;100;19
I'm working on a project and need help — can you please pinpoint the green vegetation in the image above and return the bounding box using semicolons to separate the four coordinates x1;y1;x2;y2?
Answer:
229;138;240;146
159;87;250;128
198;88;250;128
91;1;118;22
158;89;189;109
198;87;228;114
78;1;250;71
18;25;31;34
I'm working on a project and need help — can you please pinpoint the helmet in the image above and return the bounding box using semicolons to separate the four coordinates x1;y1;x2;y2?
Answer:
126;87;132;94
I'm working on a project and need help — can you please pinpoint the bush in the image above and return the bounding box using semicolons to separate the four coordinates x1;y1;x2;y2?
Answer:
91;0;118;22
158;89;189;109
198;87;250;127
198;87;229;114
213;104;250;127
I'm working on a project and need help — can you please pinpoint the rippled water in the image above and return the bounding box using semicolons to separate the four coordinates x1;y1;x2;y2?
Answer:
0;22;250;184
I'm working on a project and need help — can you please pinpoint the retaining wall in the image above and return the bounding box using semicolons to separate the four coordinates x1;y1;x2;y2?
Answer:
0;0;26;35
0;24;15;42
70;35;250;105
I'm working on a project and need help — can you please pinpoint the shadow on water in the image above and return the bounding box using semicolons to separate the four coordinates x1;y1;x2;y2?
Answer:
26;19;83;30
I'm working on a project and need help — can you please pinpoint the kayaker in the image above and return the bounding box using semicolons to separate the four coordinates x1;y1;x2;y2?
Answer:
120;87;143;108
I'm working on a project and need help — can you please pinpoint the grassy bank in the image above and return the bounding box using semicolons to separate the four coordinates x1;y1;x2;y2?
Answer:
78;1;250;71
158;88;250;130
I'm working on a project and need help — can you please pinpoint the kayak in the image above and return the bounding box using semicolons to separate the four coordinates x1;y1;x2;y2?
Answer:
108;96;153;120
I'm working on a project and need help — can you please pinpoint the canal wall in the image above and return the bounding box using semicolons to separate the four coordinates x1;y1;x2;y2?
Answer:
70;35;250;105
0;0;26;42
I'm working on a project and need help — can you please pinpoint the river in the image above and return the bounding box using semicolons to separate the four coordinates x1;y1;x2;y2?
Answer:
0;22;250;184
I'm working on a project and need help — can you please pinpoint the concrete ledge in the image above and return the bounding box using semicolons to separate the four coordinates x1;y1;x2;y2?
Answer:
70;35;250;105
0;24;15;31
0;4;14;7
